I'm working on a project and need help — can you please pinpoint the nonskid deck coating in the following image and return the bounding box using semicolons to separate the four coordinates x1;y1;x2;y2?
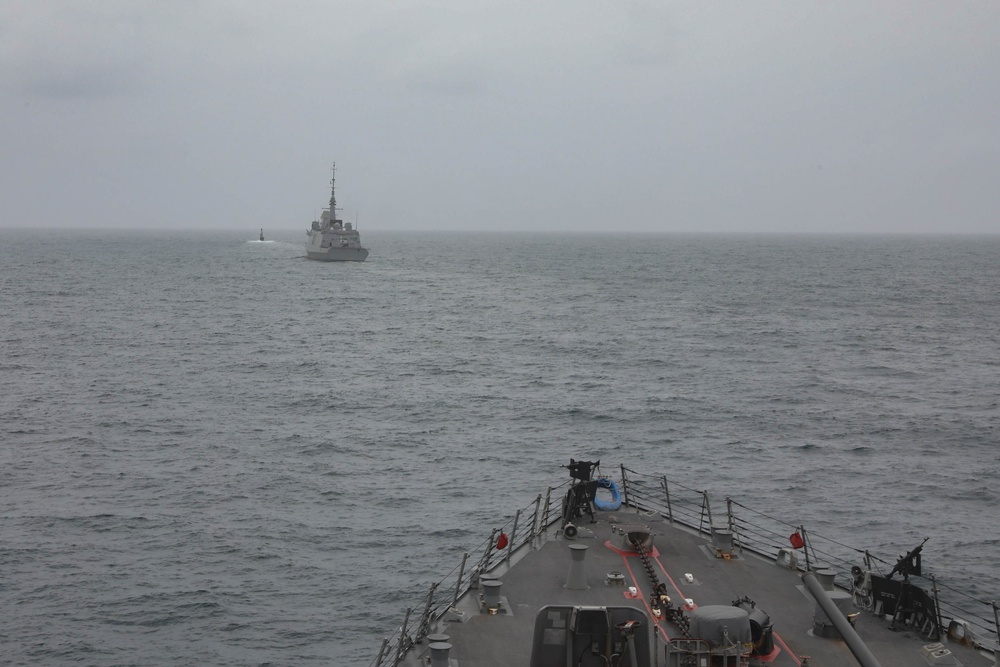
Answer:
403;506;993;666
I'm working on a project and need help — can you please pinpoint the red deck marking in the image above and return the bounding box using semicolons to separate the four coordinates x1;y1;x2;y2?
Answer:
611;544;672;643
605;540;660;558
771;632;801;666
649;548;688;600
755;644;781;662
611;541;797;664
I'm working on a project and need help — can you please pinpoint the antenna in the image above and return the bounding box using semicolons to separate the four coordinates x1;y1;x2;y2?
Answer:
329;162;337;220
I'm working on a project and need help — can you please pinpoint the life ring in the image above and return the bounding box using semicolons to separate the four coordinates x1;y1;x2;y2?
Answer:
594;478;622;511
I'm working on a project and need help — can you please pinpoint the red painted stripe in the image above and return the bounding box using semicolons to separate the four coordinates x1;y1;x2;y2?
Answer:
617;550;672;642
651;553;688;600
772;631;802;666
631;543;801;665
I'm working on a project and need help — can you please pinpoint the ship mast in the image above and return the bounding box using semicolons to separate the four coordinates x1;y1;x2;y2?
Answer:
328;163;337;223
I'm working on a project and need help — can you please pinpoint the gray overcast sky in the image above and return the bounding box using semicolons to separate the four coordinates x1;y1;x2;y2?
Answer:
2;1;998;233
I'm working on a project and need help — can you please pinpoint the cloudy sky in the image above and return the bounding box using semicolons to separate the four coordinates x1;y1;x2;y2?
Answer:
2;1;998;233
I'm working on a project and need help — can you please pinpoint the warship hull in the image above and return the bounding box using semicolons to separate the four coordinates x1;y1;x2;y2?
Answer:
304;243;369;262
305;163;369;262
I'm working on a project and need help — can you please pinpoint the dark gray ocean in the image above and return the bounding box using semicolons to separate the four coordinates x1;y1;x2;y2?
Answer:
2;229;998;665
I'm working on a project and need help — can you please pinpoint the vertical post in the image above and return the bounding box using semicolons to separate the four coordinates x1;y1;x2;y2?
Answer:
725;497;740;551
506;510;521;563
542;487;553;531
416;582;438;642
700;491;714;535
800;525;813;572
930;574;944;642
619;464;630;506
480;528;498;572
661;475;673;524
329;163;337;220
394;607;412;665
453;552;469;606
375;638;389;667
991;600;999;657
530;494;541;542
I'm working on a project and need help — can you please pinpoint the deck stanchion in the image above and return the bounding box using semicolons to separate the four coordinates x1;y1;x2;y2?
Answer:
541;488;553;532
725;497;743;551
800;525;813;572
930;575;944;641
700;491;714;535
481;528;498;572
375;638;389;667
506;510;521;563
394;607;412;665
992;600;999;660
453;553;469;606
661;475;673;523
529;494;541;542
620;464;630;506
415;582;438;643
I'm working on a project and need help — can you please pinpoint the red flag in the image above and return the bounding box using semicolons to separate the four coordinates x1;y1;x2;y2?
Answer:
496;532;509;549
789;532;804;549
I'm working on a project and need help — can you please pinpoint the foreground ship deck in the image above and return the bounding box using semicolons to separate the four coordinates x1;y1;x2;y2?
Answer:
373;463;999;667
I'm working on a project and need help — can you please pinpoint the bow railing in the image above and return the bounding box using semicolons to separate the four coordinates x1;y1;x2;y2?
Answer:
369;479;573;667
370;467;998;665
619;465;999;656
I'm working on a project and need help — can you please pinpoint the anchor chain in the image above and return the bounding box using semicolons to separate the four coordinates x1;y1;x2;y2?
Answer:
631;536;691;637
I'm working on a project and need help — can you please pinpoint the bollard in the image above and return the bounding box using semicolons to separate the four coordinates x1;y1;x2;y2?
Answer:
429;641;452;667
815;569;837;591
565;544;590;590
482;579;503;612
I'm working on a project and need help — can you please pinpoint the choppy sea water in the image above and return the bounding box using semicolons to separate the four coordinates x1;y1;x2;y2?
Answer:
1;229;998;665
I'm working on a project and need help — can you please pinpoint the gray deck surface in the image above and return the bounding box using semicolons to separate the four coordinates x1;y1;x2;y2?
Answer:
401;506;993;666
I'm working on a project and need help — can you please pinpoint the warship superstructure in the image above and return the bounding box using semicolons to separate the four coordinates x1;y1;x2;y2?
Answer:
370;460;999;667
305;164;368;262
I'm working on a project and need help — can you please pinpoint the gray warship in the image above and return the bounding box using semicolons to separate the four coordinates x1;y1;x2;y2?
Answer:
305;164;369;262
370;460;999;667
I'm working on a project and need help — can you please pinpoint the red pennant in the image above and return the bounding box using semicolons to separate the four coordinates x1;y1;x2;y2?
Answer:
496;532;509;549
